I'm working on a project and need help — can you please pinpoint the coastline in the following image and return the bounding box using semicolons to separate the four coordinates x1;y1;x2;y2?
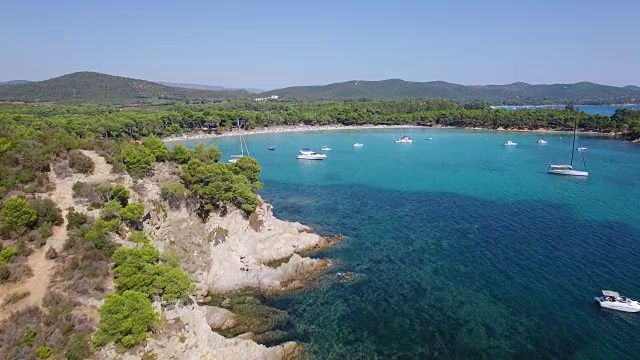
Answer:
163;124;618;142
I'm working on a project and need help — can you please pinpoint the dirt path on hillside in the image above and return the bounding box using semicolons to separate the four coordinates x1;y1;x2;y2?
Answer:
0;151;114;320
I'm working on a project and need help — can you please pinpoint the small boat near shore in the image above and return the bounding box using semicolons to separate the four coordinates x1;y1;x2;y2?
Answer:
594;290;640;312
297;149;327;160
353;142;364;147
504;140;517;146
537;139;548;144
268;146;275;151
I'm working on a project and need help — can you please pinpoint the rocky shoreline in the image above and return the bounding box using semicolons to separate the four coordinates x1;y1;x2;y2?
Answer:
101;162;344;359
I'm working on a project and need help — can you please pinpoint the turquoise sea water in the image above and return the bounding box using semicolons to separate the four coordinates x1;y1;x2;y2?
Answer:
176;128;640;359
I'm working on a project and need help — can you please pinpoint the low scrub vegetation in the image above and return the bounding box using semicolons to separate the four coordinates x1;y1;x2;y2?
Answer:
160;183;188;209
0;291;94;360
67;150;94;174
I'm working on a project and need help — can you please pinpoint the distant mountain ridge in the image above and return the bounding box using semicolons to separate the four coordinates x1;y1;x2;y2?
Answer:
158;81;263;94
0;72;251;104
263;79;640;104
0;80;31;86
1;72;639;105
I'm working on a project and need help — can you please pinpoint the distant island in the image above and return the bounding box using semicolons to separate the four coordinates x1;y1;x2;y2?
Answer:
0;71;638;105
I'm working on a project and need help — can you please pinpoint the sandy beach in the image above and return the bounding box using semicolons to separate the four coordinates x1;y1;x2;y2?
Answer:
163;124;619;142
163;124;423;142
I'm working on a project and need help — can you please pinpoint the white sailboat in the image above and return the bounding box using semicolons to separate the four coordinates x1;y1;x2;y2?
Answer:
547;119;588;176
229;135;250;163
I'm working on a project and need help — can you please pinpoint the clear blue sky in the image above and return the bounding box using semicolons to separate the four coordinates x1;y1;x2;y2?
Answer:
1;0;638;89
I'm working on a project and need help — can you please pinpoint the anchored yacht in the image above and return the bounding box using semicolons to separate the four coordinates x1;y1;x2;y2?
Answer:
547;164;588;176
353;142;364;147
297;149;327;160
394;135;413;143
537;139;548;144
548;119;588;177
594;290;640;313
321;146;332;151
503;140;518;146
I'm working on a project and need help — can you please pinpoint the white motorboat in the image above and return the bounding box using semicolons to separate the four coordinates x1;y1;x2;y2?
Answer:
426;137;433;141
548;119;588;177
594;290;640;313
537;139;548;144
394;135;413;143
353;143;364;147
297;149;327;160
321;146;332;151
577;147;587;151
503;140;518;146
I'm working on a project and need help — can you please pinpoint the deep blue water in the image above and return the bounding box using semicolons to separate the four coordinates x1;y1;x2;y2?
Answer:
495;105;640;116
175;129;640;359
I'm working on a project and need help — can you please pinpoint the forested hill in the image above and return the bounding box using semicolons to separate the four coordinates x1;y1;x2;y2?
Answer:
262;79;640;105
0;72;251;104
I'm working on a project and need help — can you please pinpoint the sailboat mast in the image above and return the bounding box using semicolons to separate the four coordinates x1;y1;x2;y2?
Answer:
570;118;577;166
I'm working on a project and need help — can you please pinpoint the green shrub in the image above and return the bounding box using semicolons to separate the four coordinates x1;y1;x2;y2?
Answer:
38;223;53;239
231;156;262;186
83;221;118;256
35;345;54;358
141;351;158;360
120;202;145;224
68;149;94;174
0;195;38;235
94;290;158;348
169;145;191;164
111;245;194;303
181;159;258;214
100;200;122;220
66;209;88;230
94;218;120;233
30;198;64;226
192;143;221;164
122;143;155;178
64;334;92;360
0;263;10;281
20;326;37;346
111;184;130;206
0;246;20;263
24;183;37;193
141;136;169;161
160;183;187;209
128;231;150;244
